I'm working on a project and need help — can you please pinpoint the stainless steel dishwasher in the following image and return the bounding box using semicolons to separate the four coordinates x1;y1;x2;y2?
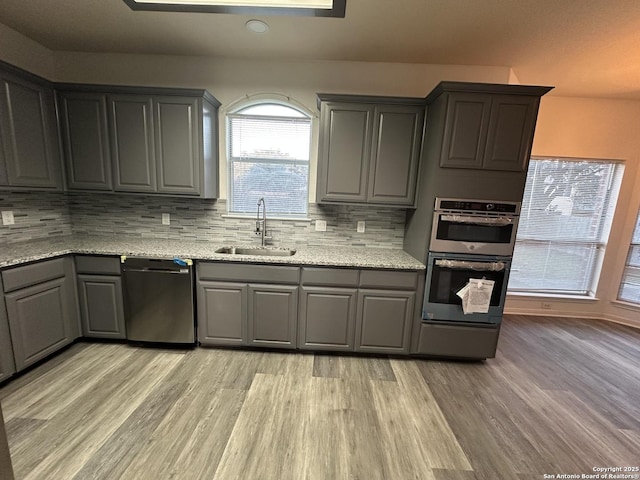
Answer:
122;258;195;344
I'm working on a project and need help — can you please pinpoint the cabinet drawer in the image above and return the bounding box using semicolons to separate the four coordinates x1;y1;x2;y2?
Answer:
301;267;358;287
75;256;122;275
358;270;418;290
415;322;500;359
197;262;299;284
2;258;66;292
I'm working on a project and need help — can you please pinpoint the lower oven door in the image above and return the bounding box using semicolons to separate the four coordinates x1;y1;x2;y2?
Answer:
422;252;511;324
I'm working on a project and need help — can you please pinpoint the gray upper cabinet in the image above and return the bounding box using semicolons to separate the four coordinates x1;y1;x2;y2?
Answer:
431;83;552;172
154;96;200;195
368;104;424;205
316;94;425;207
55;82;220;198
109;94;157;193
0;67;62;189
483;95;538;172
58;92;112;190
317;102;371;203
440;92;491;169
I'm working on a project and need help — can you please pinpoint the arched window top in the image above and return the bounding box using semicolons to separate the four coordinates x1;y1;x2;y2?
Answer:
235;103;309;118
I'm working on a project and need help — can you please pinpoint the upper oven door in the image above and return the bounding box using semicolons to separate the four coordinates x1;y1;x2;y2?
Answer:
430;212;519;256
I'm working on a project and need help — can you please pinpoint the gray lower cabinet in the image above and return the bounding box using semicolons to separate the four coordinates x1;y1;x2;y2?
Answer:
0;281;16;382
355;289;414;354
248;284;298;348
58;92;112;190
298;286;357;351
316;94;424;207
197;281;247;346
77;275;126;339
2;258;80;371
75;256;125;339
0;66;62;189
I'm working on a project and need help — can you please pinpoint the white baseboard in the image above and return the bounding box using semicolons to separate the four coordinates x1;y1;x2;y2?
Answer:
503;307;640;330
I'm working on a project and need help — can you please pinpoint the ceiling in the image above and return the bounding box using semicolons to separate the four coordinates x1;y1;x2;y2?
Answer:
1;0;640;99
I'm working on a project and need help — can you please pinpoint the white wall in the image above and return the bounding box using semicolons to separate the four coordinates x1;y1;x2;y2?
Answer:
505;95;640;328
0;23;54;79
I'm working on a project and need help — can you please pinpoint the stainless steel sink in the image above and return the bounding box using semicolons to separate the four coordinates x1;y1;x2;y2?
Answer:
215;246;296;257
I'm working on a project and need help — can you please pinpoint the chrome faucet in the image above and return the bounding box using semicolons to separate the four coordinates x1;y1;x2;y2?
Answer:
256;197;271;246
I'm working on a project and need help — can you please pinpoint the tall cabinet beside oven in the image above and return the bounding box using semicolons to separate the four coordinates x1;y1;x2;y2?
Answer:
404;82;553;359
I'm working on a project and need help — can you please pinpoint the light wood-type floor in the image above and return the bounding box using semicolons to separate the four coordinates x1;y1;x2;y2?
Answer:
1;315;639;479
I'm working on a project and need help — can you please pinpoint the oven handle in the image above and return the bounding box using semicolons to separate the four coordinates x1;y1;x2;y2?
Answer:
435;259;506;271
440;215;514;226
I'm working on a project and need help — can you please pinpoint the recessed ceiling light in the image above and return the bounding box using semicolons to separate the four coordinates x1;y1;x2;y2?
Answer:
246;19;269;34
123;0;346;17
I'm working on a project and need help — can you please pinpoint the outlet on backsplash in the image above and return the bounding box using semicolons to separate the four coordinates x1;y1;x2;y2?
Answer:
2;211;15;226
162;213;170;225
315;220;327;232
357;221;365;233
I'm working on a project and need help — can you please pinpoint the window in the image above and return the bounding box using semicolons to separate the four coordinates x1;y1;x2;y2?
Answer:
508;158;623;296
227;102;311;217
618;209;640;304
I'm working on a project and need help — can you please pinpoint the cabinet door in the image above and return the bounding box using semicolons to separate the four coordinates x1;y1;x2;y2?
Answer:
0;124;7;186
77;274;125;339
368;105;423;205
0;74;61;188
5;277;73;371
482;95;538;172
59;92;112;190
0;290;16;383
298;286;357;351
355;290;414;354
108;95;157;192
440;92;492;169
154;96;201;195
197;281;247;346
248;284;297;348
317;103;371;202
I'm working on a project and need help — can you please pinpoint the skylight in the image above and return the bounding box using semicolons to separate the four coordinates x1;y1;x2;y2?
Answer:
123;0;346;17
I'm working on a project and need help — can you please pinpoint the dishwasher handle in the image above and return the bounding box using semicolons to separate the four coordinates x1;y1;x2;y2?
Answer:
124;267;190;274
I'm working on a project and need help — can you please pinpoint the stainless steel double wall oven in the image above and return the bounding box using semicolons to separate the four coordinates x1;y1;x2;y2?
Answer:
422;198;520;325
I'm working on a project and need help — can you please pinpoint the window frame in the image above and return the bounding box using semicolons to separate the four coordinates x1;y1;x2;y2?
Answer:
508;156;624;297
617;208;640;305
225;99;312;219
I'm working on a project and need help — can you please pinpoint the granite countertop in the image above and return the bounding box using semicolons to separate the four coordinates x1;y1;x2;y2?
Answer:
0;235;426;271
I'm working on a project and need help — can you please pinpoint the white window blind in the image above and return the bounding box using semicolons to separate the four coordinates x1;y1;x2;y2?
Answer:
227;103;311;216
508;158;623;296
618;210;640;304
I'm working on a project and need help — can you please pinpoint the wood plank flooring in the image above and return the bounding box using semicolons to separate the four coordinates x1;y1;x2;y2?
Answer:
1;314;639;479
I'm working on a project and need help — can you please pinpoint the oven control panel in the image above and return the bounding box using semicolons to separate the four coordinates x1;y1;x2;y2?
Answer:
436;198;520;214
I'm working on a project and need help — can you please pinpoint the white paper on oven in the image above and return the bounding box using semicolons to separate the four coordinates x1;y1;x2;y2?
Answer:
457;278;495;314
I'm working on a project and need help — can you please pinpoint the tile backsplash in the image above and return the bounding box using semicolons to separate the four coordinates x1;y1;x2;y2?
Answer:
69;193;406;248
1;191;406;248
0;191;72;244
